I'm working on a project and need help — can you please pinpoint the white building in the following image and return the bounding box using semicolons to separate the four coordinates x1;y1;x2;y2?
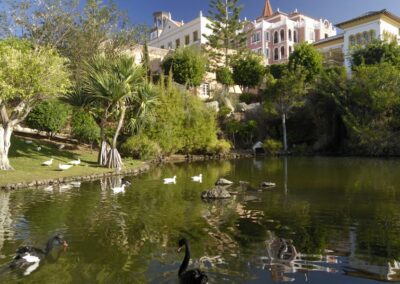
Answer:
149;11;212;50
314;9;400;71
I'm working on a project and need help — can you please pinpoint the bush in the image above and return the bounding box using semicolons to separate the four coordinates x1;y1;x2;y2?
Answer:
208;139;232;155
263;139;282;155
120;134;161;160
26;100;69;137
239;93;254;104
71;110;100;145
216;67;234;86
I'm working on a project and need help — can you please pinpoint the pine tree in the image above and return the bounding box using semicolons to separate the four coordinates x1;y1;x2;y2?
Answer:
204;0;247;70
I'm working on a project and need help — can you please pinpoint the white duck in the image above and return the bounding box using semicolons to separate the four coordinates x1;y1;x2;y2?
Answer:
42;158;53;166
68;159;81;166
163;176;176;184
70;181;81;188
111;183;127;194
191;174;202;183
58;164;73;171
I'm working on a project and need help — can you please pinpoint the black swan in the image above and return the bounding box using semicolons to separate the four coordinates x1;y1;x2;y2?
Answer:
9;234;68;275
177;238;208;284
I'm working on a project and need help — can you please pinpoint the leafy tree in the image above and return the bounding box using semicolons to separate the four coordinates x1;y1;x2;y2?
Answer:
231;52;264;92
351;40;400;68
288;42;323;83
0;38;70;170
161;47;206;88
26;101;69;137
205;0;247;69
142;40;152;82
265;68;306;152
71;110;100;146
216;67;234;86
83;55;145;168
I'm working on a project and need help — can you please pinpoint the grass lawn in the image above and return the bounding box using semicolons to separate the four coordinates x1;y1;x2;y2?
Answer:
0;137;143;187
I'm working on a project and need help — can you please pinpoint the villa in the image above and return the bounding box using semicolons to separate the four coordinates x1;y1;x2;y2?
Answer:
314;9;400;71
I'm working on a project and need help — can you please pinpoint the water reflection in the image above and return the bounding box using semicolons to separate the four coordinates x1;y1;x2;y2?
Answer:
0;158;400;283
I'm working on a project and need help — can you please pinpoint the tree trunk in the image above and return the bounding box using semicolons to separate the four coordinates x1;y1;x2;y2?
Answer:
0;124;13;171
106;103;126;169
282;113;288;152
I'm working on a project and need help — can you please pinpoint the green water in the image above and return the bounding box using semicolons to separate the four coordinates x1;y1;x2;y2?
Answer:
1;157;400;283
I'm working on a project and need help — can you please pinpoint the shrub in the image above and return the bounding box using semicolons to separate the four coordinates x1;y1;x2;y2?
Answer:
120;134;161;160
216;67;234;86
263;139;282;155
239;93;254;104
218;106;232;119
71;110;100;145
208;139;232;155
26;100;69;137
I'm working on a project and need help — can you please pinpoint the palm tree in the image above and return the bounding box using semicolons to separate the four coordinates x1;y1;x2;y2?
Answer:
83;54;145;168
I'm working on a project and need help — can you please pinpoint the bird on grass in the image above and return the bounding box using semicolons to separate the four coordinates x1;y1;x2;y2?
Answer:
58;164;73;171
68;159;80;166
42;159;53;166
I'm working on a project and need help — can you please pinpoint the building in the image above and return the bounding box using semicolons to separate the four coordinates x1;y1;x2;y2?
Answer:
149;11;212;50
245;0;337;65
314;9;400;71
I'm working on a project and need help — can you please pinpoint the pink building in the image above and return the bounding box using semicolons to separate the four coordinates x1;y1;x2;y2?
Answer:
246;0;336;65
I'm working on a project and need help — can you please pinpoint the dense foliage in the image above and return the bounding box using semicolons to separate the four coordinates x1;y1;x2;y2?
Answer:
71;110;100;145
232;52;264;91
121;134;161;160
161;47;206;88
288;42;323;83
216;67;234;86
26;101;69;137
351;40;400;68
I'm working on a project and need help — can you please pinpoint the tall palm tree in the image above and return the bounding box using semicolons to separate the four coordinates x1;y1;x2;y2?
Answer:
83;54;145;168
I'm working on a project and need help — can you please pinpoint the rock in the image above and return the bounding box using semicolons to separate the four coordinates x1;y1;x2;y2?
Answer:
205;101;219;112
201;186;232;199
260;181;276;188
215;178;233;186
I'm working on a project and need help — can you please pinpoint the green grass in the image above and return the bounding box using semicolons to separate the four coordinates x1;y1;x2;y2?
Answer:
0;137;143;186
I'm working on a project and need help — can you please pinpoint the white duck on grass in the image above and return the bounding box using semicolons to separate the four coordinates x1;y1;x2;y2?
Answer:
191;174;202;183
42;159;53;166
163;176;176;184
58;164;73;171
68;158;81;166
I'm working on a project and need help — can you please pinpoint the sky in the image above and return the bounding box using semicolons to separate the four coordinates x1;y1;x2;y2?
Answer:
114;0;400;27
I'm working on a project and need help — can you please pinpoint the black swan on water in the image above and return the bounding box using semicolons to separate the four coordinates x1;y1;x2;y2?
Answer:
9;234;68;276
177;238;208;284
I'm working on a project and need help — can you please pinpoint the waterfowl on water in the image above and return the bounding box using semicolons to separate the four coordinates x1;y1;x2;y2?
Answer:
9;234;68;276
164;176;176;184
111;183;127;194
191;174;203;183
42;159;53;166
177;238;208;284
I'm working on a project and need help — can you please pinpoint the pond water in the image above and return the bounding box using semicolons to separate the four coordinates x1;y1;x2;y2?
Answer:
1;157;400;283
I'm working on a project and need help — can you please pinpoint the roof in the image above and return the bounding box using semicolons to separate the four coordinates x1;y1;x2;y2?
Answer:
262;0;273;18
336;9;400;28
313;33;344;48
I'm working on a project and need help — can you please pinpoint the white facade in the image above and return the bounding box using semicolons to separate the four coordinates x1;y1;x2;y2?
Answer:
149;11;212;50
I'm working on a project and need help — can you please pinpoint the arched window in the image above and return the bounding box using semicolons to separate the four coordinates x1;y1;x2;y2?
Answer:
349;35;355;46
280;29;285;41
289;46;292;54
280;46;285;58
370;29;376;40
356;33;362;45
274;48;279;60
363;31;369;43
274;31;279;43
293;31;297;43
288;29;292;41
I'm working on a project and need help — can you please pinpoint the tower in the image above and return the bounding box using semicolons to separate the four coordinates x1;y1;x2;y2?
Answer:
262;0;273;18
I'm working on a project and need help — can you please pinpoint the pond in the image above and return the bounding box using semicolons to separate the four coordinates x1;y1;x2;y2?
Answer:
1;157;400;283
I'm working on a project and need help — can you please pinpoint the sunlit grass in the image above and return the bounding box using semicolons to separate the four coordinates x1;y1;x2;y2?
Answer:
0;137;143;186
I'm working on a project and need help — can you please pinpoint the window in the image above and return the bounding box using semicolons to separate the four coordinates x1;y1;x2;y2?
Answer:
280;46;285;58
349;35;355;46
274;31;279;43
200;83;210;97
274;48;279;60
356;34;361;45
161;45;165;49
288;29;292;41
309;31;314;41
185;35;190;45
257;48;262;54
175;38;180;48
370;30;376;40
193;31;199;42
325;33;329;39
280;29;285;41
289;46;292;54
265;48;269;58
265;31;270;42
168;42;172;49
293;31;297;42
251;32;261;43
363;31;369;43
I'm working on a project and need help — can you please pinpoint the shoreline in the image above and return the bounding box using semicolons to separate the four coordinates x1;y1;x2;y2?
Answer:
0;152;254;191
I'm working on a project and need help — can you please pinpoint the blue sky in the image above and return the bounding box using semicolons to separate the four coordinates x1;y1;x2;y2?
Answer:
114;0;400;26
